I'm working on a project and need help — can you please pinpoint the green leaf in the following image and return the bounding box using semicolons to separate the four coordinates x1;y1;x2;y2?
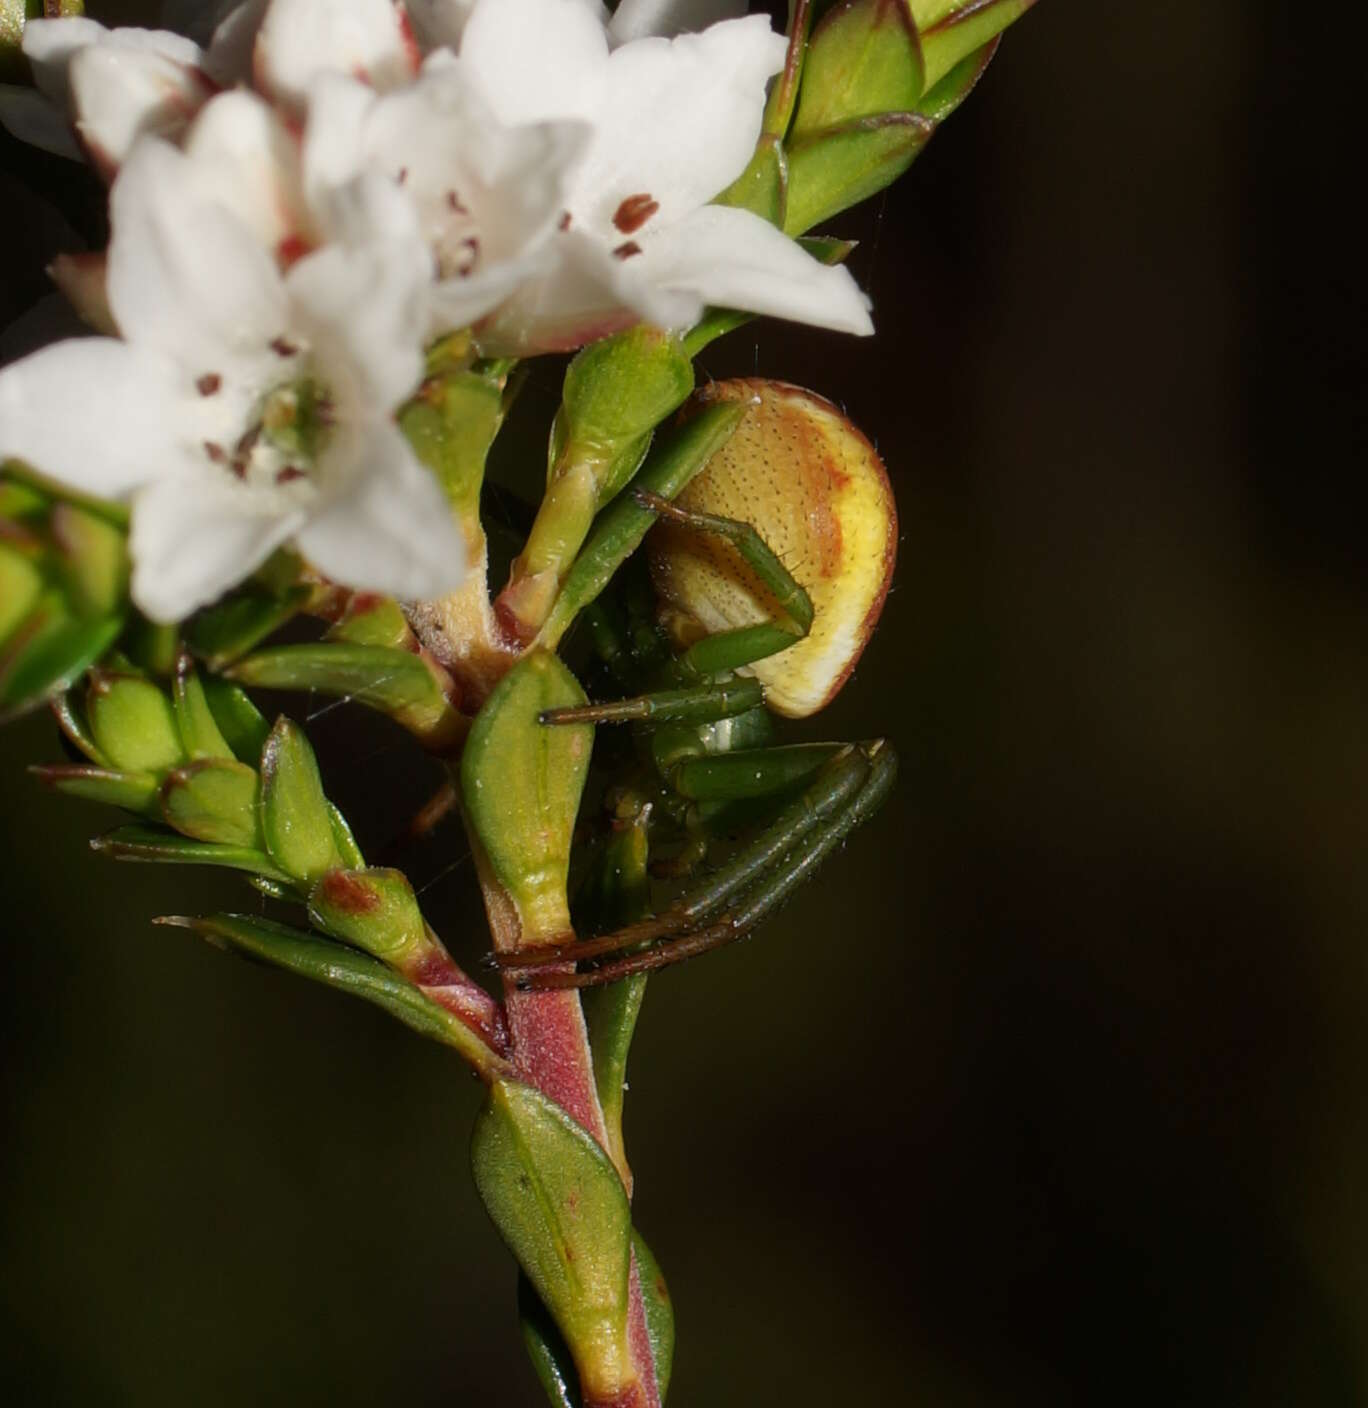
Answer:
200;678;272;765
517;1230;674;1408
784;111;933;235
631;1229;675;1400
160;758;262;847
461;653;592;943
326;802;366;871
30;764;160;815
186;586;313;669
51;689;107;764
307;867;426;962
172;655;233;760
91;825;293;883
910;0;1034;93
0;542;43;646
0;600;122;719
399;368;504;525
86;671;184;774
122;617;180;677
472;1079;635;1403
580;814;651;1181
159;912;505;1073
914;34;1000;121
259;716;343;885
324;594;413;649
49;503;129;617
794;0;924;135
714;134;788;226
228;644;463;749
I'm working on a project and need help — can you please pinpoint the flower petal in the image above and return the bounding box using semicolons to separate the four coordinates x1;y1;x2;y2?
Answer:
625;205;874;335
0;85;82;160
255;0;420;107
69;39;215;176
285;205;428;410
106;137;287;368
182;89;308;256
404;0;479;52
461;0;608;126
572;15;785;231
0;337;189;498
607;0;748;45
20;16;110;105
129;474;301;622
296;422;467;599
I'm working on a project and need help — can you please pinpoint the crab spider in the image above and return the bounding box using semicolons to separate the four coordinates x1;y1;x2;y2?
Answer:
496;378;898;989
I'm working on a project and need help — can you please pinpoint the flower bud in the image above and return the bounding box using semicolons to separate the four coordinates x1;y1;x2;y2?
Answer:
784;0;1037;233
1;1;84;83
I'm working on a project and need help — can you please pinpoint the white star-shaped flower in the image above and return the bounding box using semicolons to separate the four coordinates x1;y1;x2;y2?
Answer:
453;0;872;351
0;129;466;623
303;56;589;337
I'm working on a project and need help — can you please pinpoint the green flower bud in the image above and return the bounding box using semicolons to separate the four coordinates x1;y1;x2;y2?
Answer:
259;716;344;886
307;867;427;963
86;672;185;775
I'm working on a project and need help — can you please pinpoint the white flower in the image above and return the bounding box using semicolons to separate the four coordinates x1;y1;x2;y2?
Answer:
252;0;421;109
303;57;589;336
0;131;466;623
0;16;215;174
456;0;873;351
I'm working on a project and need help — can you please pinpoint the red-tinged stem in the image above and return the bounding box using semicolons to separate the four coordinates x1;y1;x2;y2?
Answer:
468;827;661;1408
405;946;511;1057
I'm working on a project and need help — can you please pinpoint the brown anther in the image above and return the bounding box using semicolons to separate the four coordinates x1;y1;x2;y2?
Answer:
558;211;572;232
275;465;306;484
612;193;659;235
446;189;468;214
195;372;222;396
229;458;248;480
234;424;261;457
203;440;226;463
456;236;480;275
613;240;643;260
397;166;409;184
269;336;299;358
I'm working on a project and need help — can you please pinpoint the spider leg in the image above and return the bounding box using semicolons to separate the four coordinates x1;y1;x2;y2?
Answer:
496;741;893;982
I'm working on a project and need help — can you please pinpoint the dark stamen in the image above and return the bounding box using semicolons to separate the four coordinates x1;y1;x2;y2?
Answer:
614;240;643;260
558;211;572;232
270;336;299;358
195;372;222;397
203;441;226;462
397;166;409;185
275;465;306;484
613;193;659;235
446;189;468;214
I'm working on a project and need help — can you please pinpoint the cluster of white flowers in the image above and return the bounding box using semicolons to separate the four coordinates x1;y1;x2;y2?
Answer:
0;0;872;623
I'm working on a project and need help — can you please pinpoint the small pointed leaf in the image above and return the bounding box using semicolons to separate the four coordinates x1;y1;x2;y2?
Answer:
228;645;462;749
259;716;343;885
91;825;293;883
172;655;234;760
471;1078;635;1403
160;759;262;847
49;504;129;618
307;867;425;961
461;653;592;943
86;672;184;774
31;764;160;815
0;543;43;646
160;912;505;1073
186;586;313;669
0;601;122;719
200;678;272;765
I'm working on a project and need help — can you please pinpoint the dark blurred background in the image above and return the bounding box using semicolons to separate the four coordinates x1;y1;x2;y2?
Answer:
3;1;1365;1403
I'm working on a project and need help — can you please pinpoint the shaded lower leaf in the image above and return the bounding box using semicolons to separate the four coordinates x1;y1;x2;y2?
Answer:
158;912;506;1073
228;644;462;748
186;586;313;670
259;716;343;885
200;678;271;765
91;825;293;884
0;603;123;719
31;764;160;815
472;1079;635;1404
160;758;261;847
172;655;233;760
